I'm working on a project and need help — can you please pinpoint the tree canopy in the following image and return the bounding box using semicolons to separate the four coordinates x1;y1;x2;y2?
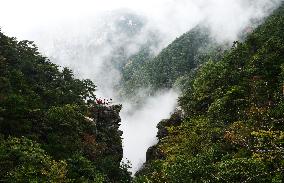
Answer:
135;3;284;182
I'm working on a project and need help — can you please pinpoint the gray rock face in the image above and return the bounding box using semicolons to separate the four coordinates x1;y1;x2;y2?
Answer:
157;110;183;140
135;110;184;176
91;104;124;161
145;111;183;162
146;145;164;162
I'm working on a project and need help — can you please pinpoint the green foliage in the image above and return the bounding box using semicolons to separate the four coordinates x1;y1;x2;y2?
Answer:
119;25;224;101
0;29;131;182
136;3;284;182
215;158;270;182
0;137;68;182
44;104;87;159
66;154;106;182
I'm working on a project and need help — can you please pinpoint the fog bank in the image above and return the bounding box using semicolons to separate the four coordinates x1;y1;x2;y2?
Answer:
120;90;179;173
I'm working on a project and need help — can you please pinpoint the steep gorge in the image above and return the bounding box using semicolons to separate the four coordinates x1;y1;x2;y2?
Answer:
0;1;283;182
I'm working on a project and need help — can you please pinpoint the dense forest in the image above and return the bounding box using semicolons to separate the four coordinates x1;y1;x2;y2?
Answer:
134;3;284;182
0;2;283;183
118;23;232;104
0;31;131;182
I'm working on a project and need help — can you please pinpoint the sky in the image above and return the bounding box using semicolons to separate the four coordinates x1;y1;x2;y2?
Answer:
1;0;183;38
1;0;281;42
0;0;282;174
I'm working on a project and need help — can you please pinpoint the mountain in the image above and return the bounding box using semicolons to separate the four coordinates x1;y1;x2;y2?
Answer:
0;30;131;182
135;3;284;182
119;24;226;101
43;11;162;99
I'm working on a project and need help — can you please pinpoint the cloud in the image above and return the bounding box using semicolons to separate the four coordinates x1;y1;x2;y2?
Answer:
1;0;281;42
120;89;179;173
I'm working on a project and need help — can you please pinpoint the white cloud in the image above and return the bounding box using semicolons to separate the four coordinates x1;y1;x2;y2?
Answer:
120;89;179;173
1;0;280;41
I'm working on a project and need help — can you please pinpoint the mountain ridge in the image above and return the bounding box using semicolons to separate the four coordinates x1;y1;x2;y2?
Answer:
134;3;284;182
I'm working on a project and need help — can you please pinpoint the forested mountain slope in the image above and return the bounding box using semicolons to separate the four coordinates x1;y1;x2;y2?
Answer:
0;31;131;182
135;3;284;182
119;25;225;100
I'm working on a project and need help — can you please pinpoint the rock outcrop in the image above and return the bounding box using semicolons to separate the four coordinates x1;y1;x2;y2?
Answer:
91;104;124;161
145;110;183;162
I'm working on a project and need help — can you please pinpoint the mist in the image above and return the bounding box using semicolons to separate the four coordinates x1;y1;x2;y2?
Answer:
120;90;179;173
0;0;282;174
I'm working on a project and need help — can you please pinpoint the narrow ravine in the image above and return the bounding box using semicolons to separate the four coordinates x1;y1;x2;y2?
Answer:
119;90;179;173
